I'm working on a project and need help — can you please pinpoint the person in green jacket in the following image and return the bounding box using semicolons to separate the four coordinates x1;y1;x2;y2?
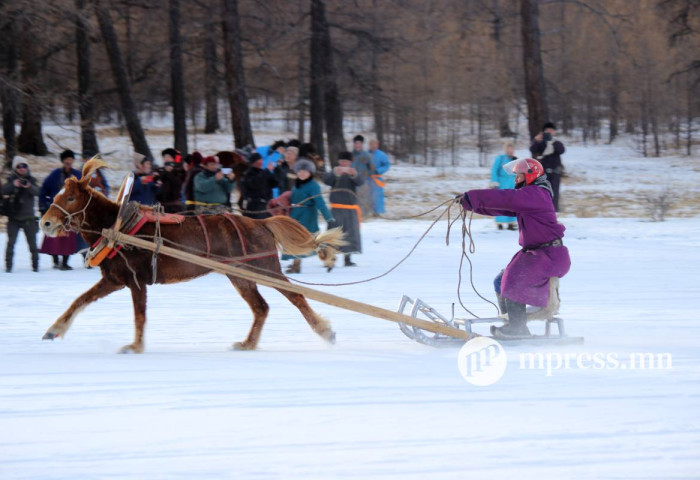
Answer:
283;159;334;274
193;155;235;214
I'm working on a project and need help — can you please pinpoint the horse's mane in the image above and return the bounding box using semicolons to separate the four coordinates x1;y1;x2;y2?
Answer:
80;157;115;204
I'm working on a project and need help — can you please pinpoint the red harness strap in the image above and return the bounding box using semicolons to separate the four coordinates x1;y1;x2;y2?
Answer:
223;213;248;257
196;214;211;256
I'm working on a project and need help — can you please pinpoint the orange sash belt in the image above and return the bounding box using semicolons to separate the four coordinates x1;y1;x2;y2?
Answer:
330;203;362;224
371;174;386;188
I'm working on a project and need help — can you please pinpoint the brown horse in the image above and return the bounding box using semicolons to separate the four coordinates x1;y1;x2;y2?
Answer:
39;159;344;353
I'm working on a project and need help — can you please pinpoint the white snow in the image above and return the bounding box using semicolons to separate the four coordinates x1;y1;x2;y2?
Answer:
2;213;699;479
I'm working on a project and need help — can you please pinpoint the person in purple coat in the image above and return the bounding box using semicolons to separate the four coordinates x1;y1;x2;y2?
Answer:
459;158;571;339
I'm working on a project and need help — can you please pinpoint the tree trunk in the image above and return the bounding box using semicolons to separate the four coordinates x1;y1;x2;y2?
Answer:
608;67;619;144
221;0;254;148
95;1;152;160
17;17;48;156
687;72;693;156
309;0;325;158
520;0;549;140
297;51;306;142
313;0;345;166
370;0;385;145
203;17;220;134
75;0;99;158
169;0;188;155
1;9;19;166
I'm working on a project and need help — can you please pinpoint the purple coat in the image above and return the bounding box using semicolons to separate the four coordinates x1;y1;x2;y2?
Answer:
461;186;571;306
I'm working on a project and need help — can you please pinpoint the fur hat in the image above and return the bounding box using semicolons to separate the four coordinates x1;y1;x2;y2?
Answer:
60;149;75;161
201;155;219;166
270;140;286;151
338;151;352;162
161;148;179;159
287;139;301;149
294;158;316;175
353;135;364;143
543;122;557;131
184;151;203;166
249;152;263;164
12;156;29;171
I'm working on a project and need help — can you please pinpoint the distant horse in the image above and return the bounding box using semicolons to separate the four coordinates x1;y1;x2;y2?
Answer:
216;150;249;186
39;159;344;353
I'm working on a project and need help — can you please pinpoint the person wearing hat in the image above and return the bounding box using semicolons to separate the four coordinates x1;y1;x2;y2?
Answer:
530;122;566;211
183;151;204;212
193;155;235;214
3;157;40;272
323;151;364;267
38;150;82;270
239;152;278;219
155;148;185;213
131;153;161;206
351;134;374;216
282;159;334;274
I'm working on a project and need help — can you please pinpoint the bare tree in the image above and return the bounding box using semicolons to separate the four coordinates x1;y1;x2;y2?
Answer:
17;16;48;156
1;6;19;166
520;0;549;139
75;0;99;158
95;0;152;159
169;0;188;154
221;0;254;148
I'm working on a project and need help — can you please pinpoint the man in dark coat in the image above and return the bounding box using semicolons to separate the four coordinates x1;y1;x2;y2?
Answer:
323;151;364;267
3;157;40;272
530;122;566;211
155;154;185;213
183;151;204;213
239;153;277;219
460;158;571;339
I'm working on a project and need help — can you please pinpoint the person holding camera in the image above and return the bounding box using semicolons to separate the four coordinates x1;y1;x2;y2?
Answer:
155;149;185;213
39;150;83;270
3;157;40;272
193;155;235;214
239;153;277;219
131;154;161;206
530;122;566;212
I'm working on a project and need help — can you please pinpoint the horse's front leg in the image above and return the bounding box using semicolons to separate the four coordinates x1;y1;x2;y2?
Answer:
119;285;147;354
43;278;124;340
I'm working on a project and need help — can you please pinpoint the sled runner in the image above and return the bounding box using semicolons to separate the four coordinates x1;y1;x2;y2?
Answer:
397;279;583;347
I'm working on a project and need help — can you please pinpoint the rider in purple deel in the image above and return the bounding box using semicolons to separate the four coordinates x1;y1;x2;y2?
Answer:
459;158;571;339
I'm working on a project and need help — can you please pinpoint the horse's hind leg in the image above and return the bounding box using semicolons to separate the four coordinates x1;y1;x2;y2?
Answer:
43;278;124;340
228;277;270;351
119;285;148;354
275;287;335;344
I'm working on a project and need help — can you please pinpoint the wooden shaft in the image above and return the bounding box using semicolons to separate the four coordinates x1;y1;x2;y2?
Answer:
103;228;470;340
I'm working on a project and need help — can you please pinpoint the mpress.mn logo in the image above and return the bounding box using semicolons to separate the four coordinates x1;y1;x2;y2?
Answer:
457;337;507;386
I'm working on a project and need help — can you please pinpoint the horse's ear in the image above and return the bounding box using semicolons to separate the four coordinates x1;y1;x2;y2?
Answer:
81;156;110;184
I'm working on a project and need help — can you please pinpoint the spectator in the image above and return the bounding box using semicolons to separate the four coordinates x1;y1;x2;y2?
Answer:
161;147;181;165
274;146;298;194
351;134;373;216
282;159;334;274
530;122;566;211
3;157;40;272
300;142;325;173
39;150;82;270
368;139;390;215
183;151;204;212
155;151;185;213
323;151;363;267
239;152;277;219
193;155;235;214
490;141;518;230
131;154;160;206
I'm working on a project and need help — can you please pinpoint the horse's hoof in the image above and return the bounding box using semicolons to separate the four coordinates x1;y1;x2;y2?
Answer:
323;330;336;345
232;341;256;351
42;331;56;341
118;344;144;354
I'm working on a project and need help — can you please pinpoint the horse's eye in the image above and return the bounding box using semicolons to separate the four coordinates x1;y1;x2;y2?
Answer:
67;196;75;202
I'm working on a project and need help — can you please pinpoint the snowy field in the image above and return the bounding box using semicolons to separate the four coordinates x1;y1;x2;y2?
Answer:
2;214;699;479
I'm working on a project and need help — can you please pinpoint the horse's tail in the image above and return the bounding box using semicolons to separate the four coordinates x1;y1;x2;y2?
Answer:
262;216;346;270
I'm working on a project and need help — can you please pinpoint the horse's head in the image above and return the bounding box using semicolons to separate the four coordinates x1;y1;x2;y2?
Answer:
40;158;111;237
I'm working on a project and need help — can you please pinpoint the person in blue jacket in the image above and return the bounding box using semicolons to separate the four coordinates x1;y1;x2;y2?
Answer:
282;159;334;274
131;155;160;205
368;139;390;215
490;141;518;230
256;140;286;171
39;150;83;270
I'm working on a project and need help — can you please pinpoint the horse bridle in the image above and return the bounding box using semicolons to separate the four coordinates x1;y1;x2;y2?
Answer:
50;193;94;233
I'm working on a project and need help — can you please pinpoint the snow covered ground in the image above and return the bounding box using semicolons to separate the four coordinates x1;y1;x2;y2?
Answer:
1;214;699;479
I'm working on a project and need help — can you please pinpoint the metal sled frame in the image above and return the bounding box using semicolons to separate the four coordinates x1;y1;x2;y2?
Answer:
397;294;584;347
